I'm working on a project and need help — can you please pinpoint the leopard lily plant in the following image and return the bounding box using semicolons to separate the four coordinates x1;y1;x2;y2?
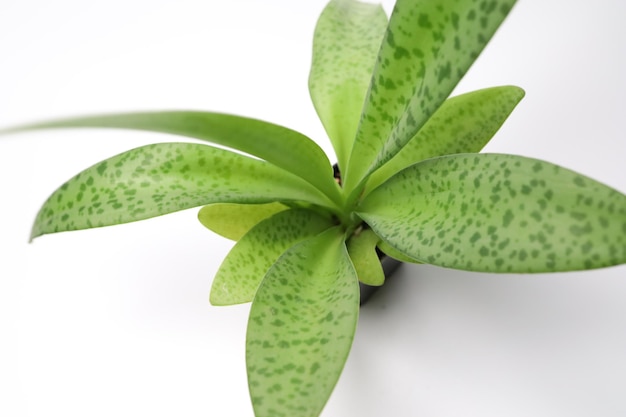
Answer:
3;0;626;416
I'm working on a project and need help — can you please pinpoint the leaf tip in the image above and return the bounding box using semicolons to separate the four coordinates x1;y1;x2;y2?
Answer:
28;229;41;244
511;85;526;100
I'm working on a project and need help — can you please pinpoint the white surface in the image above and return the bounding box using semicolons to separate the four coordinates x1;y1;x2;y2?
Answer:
1;1;625;416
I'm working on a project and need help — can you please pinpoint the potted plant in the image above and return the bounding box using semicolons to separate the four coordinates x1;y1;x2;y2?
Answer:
2;0;625;416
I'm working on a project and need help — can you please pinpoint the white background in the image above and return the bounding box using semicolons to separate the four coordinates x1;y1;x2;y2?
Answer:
1;0;625;416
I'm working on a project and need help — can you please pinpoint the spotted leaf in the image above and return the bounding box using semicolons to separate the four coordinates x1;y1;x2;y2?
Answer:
344;0;518;193
365;85;525;193
31;142;335;240
358;153;626;272
198;202;288;241
377;239;422;264
309;0;388;172
210;209;334;306
5;111;342;206
246;227;359;417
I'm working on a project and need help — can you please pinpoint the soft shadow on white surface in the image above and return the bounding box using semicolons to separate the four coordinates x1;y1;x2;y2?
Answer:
1;0;625;416
330;263;626;417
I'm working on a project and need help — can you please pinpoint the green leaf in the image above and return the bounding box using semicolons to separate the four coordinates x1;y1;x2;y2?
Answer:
31;142;336;240
344;0;518;194
246;227;359;417
365;85;525;193
377;240;422;264
198;202;288;241
347;228;385;285
358;153;626;272
5;111;342;206
309;0;388;172
210;209;334;306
